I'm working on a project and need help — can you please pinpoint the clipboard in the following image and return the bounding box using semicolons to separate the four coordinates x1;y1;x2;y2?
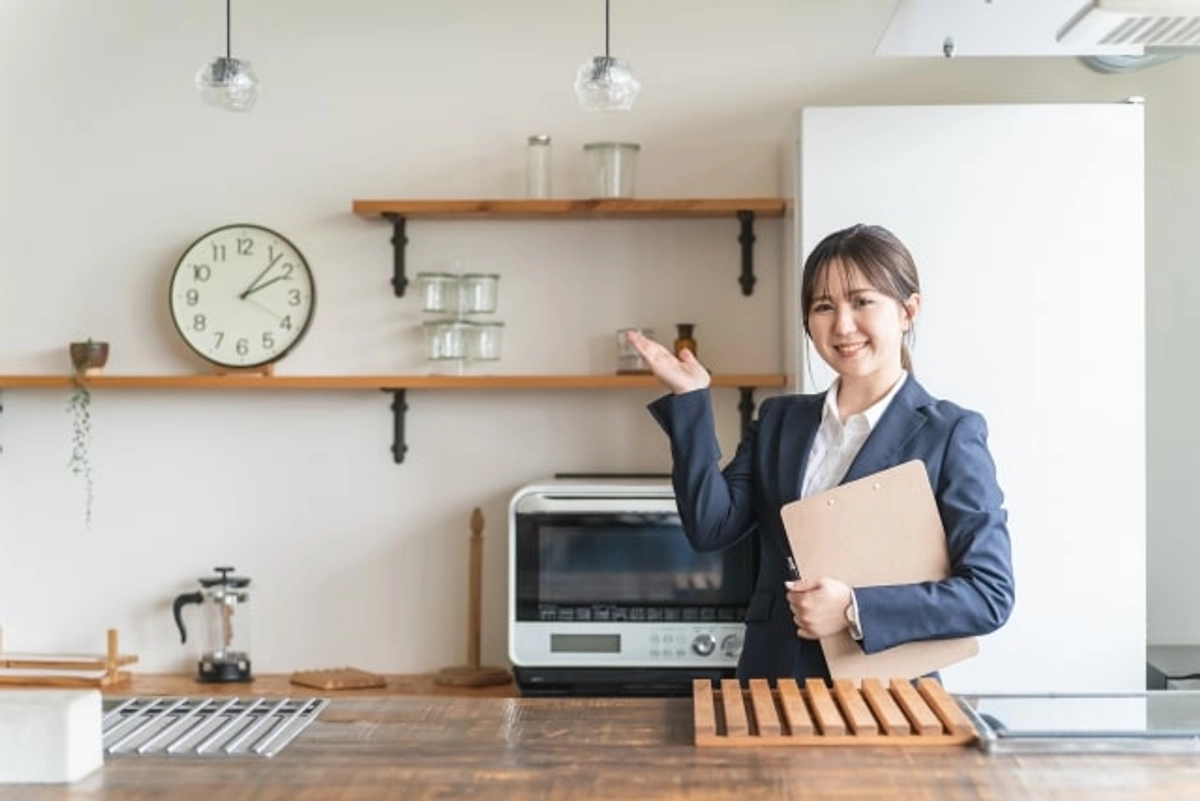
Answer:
780;459;978;680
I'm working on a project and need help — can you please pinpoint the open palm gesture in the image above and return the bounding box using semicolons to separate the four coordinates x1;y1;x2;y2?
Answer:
625;329;710;394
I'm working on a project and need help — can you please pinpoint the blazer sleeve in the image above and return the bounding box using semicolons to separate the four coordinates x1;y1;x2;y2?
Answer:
647;389;760;552
854;411;1016;653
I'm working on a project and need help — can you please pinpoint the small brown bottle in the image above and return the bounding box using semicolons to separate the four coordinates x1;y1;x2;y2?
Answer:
673;323;697;358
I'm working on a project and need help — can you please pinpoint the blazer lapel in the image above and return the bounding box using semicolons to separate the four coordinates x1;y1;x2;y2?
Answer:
842;377;934;483
776;393;824;503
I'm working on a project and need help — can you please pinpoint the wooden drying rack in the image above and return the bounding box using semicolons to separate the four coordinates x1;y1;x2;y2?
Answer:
693;676;978;747
0;628;137;688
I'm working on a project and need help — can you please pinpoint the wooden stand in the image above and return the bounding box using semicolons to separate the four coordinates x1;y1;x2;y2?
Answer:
0;627;138;688
693;677;977;747
435;508;512;688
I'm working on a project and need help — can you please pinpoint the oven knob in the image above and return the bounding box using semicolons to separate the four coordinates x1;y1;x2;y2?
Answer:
721;633;742;658
691;633;716;657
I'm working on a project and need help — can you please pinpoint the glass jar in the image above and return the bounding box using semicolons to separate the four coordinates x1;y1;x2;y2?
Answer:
583;141;640;198
616;327;654;374
459;273;500;314
416;272;460;314
423;319;469;360
526;135;552;199
468;321;505;361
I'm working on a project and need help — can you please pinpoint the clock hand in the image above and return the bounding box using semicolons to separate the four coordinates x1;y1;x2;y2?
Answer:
239;251;284;299
241;274;290;298
243;294;282;321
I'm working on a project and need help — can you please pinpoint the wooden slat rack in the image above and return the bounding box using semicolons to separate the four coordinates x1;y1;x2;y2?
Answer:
0;628;137;688
693;677;978;747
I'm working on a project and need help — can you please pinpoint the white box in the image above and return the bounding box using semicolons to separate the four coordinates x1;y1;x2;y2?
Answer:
0;689;103;784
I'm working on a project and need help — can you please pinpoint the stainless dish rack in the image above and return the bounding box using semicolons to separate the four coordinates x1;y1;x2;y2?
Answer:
102;696;328;758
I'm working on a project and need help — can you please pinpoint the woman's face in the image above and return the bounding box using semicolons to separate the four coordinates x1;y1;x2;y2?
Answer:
806;259;920;385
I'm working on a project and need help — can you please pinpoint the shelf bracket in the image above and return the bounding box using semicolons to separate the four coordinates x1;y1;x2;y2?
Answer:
737;387;757;439
736;210;757;296
388;389;408;463
382;213;409;297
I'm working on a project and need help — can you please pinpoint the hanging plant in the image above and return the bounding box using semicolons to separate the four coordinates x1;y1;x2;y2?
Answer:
67;339;109;527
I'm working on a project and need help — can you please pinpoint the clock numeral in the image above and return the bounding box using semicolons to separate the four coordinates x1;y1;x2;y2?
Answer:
185;288;200;306
236;338;250;356
191;314;207;332
281;262;295;279
262;332;275;350
191;263;212;282
280;315;293;331
287;289;302;306
237;237;254;256
210;244;226;262
212;332;225;349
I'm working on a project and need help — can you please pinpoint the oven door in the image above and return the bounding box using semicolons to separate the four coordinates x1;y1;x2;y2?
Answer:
508;486;756;675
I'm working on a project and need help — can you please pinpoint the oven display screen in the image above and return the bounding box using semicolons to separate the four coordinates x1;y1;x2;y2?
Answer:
550;633;621;653
514;512;755;620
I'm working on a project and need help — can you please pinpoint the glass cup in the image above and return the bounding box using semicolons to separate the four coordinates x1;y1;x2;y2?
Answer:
584;142;640;199
423;319;469;360
459;273;499;314
616;328;654;374
417;272;460;314
468;321;505;361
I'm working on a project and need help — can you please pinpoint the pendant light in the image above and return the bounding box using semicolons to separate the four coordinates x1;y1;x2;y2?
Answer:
574;0;641;112
195;0;258;112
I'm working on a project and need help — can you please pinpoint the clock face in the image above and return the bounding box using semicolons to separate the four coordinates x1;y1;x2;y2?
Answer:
169;224;316;369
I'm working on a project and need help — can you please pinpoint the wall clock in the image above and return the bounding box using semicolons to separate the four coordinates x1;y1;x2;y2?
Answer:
169;223;316;370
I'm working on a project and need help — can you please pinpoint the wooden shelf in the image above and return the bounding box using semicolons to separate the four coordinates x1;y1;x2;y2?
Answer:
351;197;787;297
0;373;787;464
351;198;786;219
0;373;786;390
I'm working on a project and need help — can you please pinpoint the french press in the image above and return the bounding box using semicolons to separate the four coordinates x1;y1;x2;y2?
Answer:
172;566;253;683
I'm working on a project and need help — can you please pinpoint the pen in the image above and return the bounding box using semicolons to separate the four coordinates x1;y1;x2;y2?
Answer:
786;554;801;581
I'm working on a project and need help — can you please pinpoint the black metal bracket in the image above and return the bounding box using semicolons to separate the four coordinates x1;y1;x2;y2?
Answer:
388;389;408;463
736;210;757;296
382;213;409;297
737;387;757;439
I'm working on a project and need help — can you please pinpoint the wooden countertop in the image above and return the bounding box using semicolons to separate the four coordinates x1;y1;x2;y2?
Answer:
99;671;517;698
4;689;1200;799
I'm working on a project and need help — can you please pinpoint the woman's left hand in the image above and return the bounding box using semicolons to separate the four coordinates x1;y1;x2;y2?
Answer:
785;577;853;640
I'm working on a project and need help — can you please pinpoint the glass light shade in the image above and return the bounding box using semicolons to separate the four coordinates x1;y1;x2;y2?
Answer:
196;57;258;112
574;56;641;112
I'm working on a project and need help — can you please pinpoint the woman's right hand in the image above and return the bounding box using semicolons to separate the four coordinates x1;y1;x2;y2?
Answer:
625;329;711;394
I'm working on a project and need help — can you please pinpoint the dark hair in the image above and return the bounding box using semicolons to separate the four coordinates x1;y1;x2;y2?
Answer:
800;223;921;371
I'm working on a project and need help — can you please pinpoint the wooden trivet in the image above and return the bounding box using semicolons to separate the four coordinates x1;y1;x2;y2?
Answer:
693;676;977;747
289;667;387;691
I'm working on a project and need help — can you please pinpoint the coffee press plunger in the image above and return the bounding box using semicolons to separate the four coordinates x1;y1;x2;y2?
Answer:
172;566;253;682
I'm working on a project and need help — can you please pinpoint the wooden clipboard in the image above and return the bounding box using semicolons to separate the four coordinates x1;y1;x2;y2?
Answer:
780;459;978;680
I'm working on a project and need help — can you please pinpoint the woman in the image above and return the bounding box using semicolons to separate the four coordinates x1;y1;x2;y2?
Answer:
627;223;1015;683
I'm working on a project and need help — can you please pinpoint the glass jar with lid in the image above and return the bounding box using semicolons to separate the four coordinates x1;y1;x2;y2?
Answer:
459;273;500;314
417;272;460;314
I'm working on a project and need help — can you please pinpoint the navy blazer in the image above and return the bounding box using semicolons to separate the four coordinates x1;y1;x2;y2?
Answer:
648;376;1015;683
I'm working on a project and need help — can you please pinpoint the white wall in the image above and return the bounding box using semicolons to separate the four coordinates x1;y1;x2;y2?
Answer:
0;0;1195;679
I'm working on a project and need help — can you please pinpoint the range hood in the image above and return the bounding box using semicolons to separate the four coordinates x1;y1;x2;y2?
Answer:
877;0;1200;57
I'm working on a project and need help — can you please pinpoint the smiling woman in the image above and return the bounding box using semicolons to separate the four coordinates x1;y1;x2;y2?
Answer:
626;222;1015;685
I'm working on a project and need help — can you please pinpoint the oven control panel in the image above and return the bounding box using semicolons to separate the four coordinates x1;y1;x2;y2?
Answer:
509;622;745;669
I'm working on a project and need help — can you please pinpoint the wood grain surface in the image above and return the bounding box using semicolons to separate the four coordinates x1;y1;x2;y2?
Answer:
0;691;1195;800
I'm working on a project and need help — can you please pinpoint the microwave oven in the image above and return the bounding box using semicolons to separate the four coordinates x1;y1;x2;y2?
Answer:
508;476;757;696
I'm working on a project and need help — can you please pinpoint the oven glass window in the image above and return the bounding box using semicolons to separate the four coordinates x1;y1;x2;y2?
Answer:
515;512;755;622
